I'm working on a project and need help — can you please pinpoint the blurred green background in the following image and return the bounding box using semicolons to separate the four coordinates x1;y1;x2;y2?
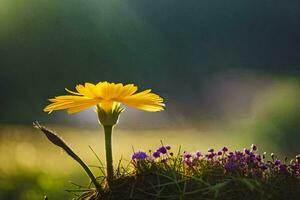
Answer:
0;0;299;199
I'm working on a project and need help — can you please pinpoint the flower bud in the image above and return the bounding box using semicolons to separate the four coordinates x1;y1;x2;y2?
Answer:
222;147;228;152
251;144;257;151
97;104;123;126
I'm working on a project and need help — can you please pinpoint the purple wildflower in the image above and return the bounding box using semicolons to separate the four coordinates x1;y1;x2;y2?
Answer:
157;146;167;154
249;153;255;159
279;164;287;173
235;151;243;159
196;151;202;157
244;148;251;155
153;151;161;158
224;162;239;171
291;164;300;172
185;159;193;167
132;151;148;160
274;160;281;166
260;164;268;170
256;155;262;162
208;148;214;153
217;151;222;156
206;153;215;159
222;147;228;152
184;152;192;159
166;145;171;150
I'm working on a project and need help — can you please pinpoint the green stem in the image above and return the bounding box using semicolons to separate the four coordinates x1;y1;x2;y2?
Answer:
104;125;114;187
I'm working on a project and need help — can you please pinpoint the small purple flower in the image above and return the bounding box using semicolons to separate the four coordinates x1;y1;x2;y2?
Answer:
206;153;216;159
251;144;257;151
256;155;262;162
157;146;167;154
235;151;243;158
279;164;287;172
217;151;222;156
132;151;148;160
260;164;268;170
222;147;228;152
224;162;239;171
274;160;281;166
185;159;193;167
166;145;171;150
244;148;251;155
196;151;202;157
208;148;214;153
291;164;300;172
153;151;161;158
249;153;255;159
184;152;192;159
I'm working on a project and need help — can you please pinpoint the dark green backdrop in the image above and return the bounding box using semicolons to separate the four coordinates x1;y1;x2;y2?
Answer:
1;0;299;123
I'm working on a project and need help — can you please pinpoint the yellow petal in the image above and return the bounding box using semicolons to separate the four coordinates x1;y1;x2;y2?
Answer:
76;84;94;97
65;88;81;95
85;82;101;98
119;89;165;112
66;102;99;113
43;97;100;112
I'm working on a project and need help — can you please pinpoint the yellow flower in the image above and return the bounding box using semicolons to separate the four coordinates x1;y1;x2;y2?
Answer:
44;81;165;114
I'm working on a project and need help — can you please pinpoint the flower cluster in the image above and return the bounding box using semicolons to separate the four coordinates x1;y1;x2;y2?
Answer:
183;144;300;177
131;144;300;178
152;145;171;158
131;145;172;162
132;151;148;160
183;151;202;167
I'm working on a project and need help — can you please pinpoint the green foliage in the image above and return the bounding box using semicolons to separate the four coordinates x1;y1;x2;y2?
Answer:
94;159;300;200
